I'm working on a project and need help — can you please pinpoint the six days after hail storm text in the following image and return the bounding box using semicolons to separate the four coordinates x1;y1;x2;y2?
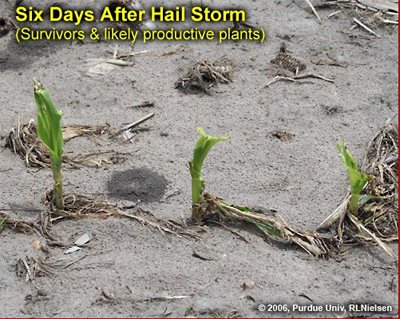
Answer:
14;6;265;43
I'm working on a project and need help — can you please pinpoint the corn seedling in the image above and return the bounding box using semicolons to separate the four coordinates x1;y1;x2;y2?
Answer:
30;79;195;240
189;127;229;223
336;139;371;215
318;126;398;259
189;128;334;257
34;78;64;210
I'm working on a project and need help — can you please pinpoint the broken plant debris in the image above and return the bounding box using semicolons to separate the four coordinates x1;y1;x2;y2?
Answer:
268;43;334;87
42;189;198;239
16;256;53;282
314;0;398;36
271;43;307;76
175;61;233;94
4;116;121;168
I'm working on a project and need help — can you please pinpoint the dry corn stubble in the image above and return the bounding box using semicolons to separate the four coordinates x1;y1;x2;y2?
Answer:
41;190;198;240
16;256;54;282
314;0;398;32
318;121;398;258
0;211;40;235
4;116;123;168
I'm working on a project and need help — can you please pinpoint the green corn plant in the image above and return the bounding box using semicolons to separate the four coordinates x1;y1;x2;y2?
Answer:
189;127;229;222
187;129;331;256
33;78;64;210
336;139;371;215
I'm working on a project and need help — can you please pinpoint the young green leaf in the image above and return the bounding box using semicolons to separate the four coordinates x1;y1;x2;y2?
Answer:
34;79;63;159
336;139;371;213
34;78;64;209
189;127;229;204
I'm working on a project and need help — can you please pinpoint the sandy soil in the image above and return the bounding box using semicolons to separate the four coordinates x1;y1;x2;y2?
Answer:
0;0;398;318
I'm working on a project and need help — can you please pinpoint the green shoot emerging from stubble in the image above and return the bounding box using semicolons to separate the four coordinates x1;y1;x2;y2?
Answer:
186;128;333;256
336;139;371;215
189;127;229;221
34;78;64;210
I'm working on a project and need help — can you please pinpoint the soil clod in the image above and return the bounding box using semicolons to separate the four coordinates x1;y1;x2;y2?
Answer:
270;130;295;141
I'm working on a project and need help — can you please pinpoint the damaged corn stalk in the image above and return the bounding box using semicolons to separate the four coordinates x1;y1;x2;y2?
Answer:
34;78;64;210
189;128;335;257
318;124;398;259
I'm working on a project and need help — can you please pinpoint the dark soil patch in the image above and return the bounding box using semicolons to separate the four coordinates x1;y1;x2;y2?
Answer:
107;168;168;203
